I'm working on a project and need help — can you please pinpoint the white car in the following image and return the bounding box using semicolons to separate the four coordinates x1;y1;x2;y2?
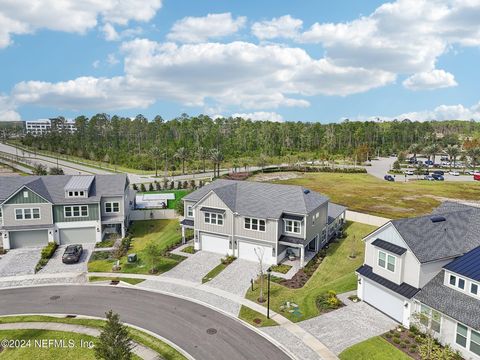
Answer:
449;171;460;176
404;170;414;176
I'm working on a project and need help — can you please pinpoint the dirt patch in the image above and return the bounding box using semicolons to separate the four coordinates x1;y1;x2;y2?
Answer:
250;172;301;182
371;204;415;213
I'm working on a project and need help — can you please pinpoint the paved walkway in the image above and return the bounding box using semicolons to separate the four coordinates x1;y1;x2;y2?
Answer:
0;248;42;277
0;272;86;288
298;292;397;355
161;251;222;283
0;322;159;360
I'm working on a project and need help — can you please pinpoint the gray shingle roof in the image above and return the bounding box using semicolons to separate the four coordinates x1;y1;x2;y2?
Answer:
432;201;480;214
184;179;329;219
0;175;127;204
328;203;346;224
414;271;480;330
391;209;480;263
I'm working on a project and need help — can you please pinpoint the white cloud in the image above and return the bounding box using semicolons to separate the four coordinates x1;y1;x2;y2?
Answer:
231;111;284;122
92;60;100;69
0;95;21;122
107;53;119;65
11;40;395;111
0;0;162;48
102;23;119;41
299;0;480;76
251;15;303;40
167;13;246;43
403;69;458;90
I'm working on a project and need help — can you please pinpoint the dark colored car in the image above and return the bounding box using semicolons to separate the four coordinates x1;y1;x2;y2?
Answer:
384;175;395;182
432;174;444;181
433;170;445;175
62;244;83;264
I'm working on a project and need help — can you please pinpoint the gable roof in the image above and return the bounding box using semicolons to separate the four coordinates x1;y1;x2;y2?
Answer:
390;208;480;263
444;246;480;281
184;179;329;219
0;175;127;204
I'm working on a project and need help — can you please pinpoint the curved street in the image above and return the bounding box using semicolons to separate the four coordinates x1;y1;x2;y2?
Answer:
0;285;291;360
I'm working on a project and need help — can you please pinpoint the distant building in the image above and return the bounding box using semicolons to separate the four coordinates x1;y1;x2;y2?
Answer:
25;118;76;136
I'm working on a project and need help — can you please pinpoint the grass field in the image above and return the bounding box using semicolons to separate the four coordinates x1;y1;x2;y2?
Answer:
259;172;480;218
0;315;186;360
339;336;412;360
88;219;185;274
245;221;374;322
238;306;278;327
88;276;145;285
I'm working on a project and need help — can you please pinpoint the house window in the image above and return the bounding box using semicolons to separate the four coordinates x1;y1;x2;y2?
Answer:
458;278;465;290
64;205;89;218
285;220;301;234
105;202;120;213
244;217;266;232
449;274;467;291
471;283;478;296
0;208;2;219
187;205;194;217
471;330;480;356
23;191;28;198
14;208;40;220
378;251;396;272
67;190;86;198
420;304;441;333
204;212;223;225
450;275;457;286
456;323;468;348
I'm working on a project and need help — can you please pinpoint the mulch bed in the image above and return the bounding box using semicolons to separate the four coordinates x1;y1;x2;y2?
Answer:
277;251;325;289
383;327;422;360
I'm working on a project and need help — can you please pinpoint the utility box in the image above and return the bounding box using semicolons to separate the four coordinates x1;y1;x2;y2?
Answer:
127;253;137;263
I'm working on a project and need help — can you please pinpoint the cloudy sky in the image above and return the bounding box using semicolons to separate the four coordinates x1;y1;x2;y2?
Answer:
1;0;480;123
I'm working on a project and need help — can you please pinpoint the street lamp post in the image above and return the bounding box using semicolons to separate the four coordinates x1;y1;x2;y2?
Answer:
267;267;272;319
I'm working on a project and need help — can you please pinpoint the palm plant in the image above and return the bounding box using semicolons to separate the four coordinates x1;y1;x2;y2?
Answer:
210;148;224;177
445;145;461;170
467;148;480;172
149;146;161;177
197;146;208;173
175;147;188;174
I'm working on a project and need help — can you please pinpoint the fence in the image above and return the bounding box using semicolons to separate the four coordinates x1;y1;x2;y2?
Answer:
130;209;177;220
345;210;390;227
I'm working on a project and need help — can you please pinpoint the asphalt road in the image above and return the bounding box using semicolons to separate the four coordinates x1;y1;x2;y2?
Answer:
0;285;291;360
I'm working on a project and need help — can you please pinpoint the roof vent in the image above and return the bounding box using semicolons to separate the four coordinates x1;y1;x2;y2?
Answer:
303;189;310;194
430;216;446;223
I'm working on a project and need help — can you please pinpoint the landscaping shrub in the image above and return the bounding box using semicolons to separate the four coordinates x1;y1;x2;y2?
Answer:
315;290;343;313
393;338;401;344
409;346;417;353
221;255;236;265
90;251;111;261
400;341;407;349
393;331;401;338
181;246;196;254
35;242;58;272
385;333;392;339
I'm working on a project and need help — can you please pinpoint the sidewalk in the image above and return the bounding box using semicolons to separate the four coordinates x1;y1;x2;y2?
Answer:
89;271;338;360
0;322;158;360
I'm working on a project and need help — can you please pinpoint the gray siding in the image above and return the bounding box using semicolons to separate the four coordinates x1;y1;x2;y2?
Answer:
305;202;328;242
5;188;48;204
2;203;53;227
193;192;233;236
100;196;124;217
53;204;100;222
279;216;305;240
235;216;277;244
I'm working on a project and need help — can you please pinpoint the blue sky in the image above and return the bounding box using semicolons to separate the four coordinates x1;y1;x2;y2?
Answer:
1;0;480;123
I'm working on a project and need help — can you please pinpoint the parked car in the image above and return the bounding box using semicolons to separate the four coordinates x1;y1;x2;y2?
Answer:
449;171;460;176
404;170;414;176
424;175;435;181
433;170;445;175
384;175;395;182
424;160;434;166
62;244;83;264
474;173;480;181
432;174;444;181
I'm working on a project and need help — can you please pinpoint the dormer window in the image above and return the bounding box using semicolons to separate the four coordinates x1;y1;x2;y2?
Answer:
23;191;28;198
67;190;87;198
378;250;396;272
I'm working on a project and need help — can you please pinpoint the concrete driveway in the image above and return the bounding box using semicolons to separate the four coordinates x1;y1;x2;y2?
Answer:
0;248;42;277
298;293;397;354
39;244;94;274
161;251;223;283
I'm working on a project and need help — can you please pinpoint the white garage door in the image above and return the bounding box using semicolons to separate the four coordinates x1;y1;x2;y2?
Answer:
201;234;230;255
363;279;404;322
59;227;96;245
237;241;275;265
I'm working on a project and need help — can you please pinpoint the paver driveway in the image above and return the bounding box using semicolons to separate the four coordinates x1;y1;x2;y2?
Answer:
161;251;223;283
298;297;397;354
39;244;94;274
0;248;42;277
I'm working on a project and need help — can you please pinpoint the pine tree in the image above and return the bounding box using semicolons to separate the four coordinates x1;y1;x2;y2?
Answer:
95;310;134;360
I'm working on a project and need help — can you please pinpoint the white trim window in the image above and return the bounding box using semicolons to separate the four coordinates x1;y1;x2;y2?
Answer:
378;251;396;272
204;212;223;226
187;205;194;218
64;205;89;218
105;202;120;214
14;208;41;220
420;304;441;333
471;329;480;356
457;323;468;348
471;282;479;296
285;220;301;234
67;190;86;198
244;217;266;232
449;274;466;290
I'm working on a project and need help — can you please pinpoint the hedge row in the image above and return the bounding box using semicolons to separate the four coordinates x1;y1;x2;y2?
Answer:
35;242;58;273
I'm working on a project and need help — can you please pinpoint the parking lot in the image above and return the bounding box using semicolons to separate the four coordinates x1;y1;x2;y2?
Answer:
39;244;95;274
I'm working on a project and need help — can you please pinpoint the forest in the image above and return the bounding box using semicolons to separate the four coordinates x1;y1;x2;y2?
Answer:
15;114;480;172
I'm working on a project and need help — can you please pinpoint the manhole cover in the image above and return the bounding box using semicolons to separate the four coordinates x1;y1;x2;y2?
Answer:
50;295;60;300
206;328;217;335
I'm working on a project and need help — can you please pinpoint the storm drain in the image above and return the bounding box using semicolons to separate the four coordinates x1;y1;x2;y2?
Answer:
50;295;60;301
206;328;217;335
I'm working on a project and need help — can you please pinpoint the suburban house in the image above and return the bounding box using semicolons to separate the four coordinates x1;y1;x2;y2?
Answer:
180;179;346;267
357;201;480;360
0;174;134;249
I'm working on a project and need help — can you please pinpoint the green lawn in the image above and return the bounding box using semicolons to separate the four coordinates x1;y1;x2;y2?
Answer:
245;221;375;322
88;219;186;275
238;306;278;327
270;264;292;274
259;172;480;219
202;263;228;284
138;190;189;209
88;276;145;285
0;315;186;360
0;329;101;360
339;336;412;360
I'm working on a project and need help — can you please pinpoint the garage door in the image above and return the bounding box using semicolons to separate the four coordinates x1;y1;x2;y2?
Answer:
59;227;96;245
9;230;48;248
237;241;275;265
201;234;230;255
363;279;404;322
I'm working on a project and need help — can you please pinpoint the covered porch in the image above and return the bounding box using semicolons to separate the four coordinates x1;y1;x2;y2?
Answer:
101;216;126;240
278;234;320;268
180;218;194;244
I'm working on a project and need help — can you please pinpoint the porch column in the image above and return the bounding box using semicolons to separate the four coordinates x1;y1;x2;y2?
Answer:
121;223;126;238
300;246;305;268
181;226;186;244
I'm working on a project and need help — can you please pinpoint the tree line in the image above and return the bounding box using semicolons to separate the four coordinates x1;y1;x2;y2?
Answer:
16;113;480;172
